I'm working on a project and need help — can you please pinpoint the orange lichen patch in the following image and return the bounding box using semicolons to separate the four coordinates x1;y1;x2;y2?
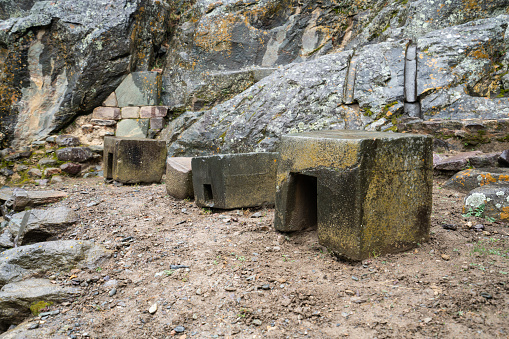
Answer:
500;207;509;220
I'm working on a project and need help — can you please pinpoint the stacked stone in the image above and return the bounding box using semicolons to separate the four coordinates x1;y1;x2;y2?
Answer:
91;71;168;139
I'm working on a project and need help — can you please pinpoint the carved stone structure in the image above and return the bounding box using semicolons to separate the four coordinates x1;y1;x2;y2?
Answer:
274;130;433;261
192;153;278;209
103;136;166;184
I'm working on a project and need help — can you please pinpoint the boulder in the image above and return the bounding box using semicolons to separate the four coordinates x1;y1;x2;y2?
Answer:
56;147;94;163
7;207;78;244
0;279;80;332
433;151;483;171
0;240;111;287
60;163;81;176
443;168;509;193
43;168;61;177
464;186;509;221
55;135;80;147
0;189;68;212
37;158;57;167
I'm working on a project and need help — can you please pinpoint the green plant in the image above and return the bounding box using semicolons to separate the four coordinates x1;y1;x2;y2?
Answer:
462;204;486;218
163;270;174;276
30;301;53;316
95;267;102;272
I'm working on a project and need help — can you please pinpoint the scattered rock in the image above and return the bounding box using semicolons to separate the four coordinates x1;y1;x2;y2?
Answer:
38;158;57;167
0;189;68;212
0;240;111;286
252;319;262;326
149;303;158;314
7;207;78;245
433;152;482;172
441;224;457;231
0;279;79;331
27;169;42;178
443;168;509;193
441;254;450;261
498;150;509;167
60;163;82;176
56;135;81;147
43;168;62;176
473;224;485;232
56;147;94;163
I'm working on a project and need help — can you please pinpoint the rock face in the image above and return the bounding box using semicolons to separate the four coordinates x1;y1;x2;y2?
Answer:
0;240;111;287
164;15;509;155
0;279;80;331
0;0;177;148
1;0;508;149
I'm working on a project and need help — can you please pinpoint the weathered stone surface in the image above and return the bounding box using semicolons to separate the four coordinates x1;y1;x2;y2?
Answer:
469;153;500;168
433;151;483;171
0;278;80;331
464;186;509;222
92;107;121;121
139;106;167;118
121;107;140;119
56;147;94;163
115;119;149;139
103;92;118;107
443;168;509;193
55;134;80;147
0;240;111;287
0;189;67;212
115;72;161;107
274;130;433;261
165;15;509;155
7;207;78;245
26;168;42;178
0;0;144;147
103;137;167;184
150;118;164;131
166;157;193;200
498;150;509;167
60;163;81;176
43;168;61;177
192;153;277;209
91;119;117;127
38;158;57;167
0;230;13;252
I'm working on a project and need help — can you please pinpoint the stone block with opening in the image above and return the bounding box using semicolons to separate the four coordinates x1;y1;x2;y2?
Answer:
274;130;432;261
192;153;277;209
103;136;166;184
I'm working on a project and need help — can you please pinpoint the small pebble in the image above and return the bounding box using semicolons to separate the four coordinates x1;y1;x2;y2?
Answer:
174;326;185;333
149;303;158;314
109;288;117;297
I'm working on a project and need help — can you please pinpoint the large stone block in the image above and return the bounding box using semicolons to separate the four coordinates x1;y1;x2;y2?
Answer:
121;106;140;119
140;106;168;118
92;107;121;120
116;119;149;138
192;153;277;209
103;137;167;184
166;157;194;200
274;130;432;261
115;72;161;107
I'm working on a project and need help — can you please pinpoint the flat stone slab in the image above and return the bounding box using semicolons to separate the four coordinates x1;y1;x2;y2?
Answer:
274;130;432;261
0;189;68;211
115;72;161;107
139;106;167;118
433;151;483;171
464;185;509;222
166;157;193;200
443;168;509;193
115;119;149;138
103;137;167;184
0;279;80;330
7;207;78;245
192;153;278;209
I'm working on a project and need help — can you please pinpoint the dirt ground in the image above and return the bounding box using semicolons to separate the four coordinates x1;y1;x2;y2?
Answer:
4;175;509;339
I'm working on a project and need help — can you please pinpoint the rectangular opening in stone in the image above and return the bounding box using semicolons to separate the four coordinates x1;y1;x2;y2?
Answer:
203;184;213;202
107;153;114;179
288;173;317;229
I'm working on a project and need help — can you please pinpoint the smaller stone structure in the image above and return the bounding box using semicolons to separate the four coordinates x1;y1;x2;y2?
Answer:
166;157;194;199
192;153;278;209
103;137;166;184
274;130;432;261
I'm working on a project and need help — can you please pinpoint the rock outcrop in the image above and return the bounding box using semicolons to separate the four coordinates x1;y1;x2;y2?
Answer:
0;240;111;287
164;15;509;155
